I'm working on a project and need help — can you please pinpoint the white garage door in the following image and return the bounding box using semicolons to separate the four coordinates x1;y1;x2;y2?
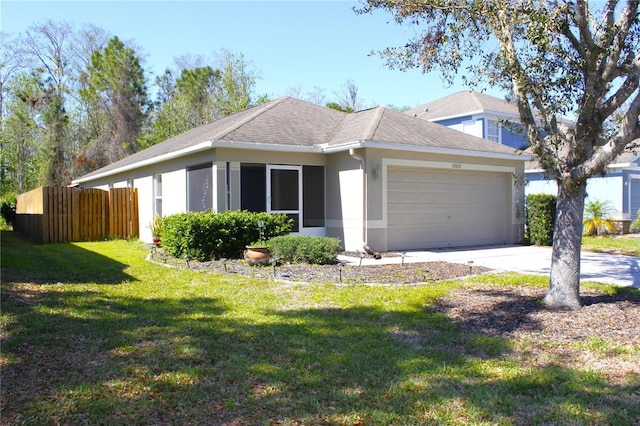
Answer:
387;167;507;250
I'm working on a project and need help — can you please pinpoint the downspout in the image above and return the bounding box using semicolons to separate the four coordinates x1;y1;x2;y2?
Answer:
349;148;367;247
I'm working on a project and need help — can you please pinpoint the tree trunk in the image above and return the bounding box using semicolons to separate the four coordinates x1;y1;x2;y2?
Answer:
544;180;587;310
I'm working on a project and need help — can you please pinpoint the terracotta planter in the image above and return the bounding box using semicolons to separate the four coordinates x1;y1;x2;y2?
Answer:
243;245;271;265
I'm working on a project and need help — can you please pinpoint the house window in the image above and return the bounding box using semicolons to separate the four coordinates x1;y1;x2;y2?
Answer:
153;173;162;217
486;119;500;143
303;165;325;227
187;164;213;212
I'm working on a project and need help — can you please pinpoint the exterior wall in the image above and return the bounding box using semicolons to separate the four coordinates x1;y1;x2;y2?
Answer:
325;151;364;251
136;176;154;241
625;170;640;220
526;170;629;220
75;147;327;243
501;123;527;150
435;114;526;149
434;116;483;139
163;169;187;216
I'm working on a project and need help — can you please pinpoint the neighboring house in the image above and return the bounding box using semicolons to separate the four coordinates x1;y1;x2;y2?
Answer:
406;90;527;149
408;90;640;230
526;151;640;227
73;97;527;252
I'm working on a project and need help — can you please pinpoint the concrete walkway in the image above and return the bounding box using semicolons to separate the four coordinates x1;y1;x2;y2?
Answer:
337;245;640;288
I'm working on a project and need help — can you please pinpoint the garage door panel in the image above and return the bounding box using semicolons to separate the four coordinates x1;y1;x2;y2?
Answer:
388;167;507;250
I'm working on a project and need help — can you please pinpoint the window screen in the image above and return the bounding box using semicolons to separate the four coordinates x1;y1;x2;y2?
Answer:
241;163;266;212
303;165;325;227
188;164;213;212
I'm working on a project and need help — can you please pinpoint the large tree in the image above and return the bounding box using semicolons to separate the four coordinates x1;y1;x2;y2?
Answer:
78;36;148;172
18;20;75;186
0;72;42;194
144;50;261;147
357;0;640;310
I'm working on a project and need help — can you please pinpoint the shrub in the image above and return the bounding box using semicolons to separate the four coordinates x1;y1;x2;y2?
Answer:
583;199;616;236
631;209;640;233
1;192;17;227
162;210;293;261
525;194;557;246
268;235;342;265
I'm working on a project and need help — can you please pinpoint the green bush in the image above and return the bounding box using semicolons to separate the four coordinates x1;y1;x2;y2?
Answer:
268;235;342;265
1;192;17;227
631;209;640;233
161;210;293;261
525;194;557;246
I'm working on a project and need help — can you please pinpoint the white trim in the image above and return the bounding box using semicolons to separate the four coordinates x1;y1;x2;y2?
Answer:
324;140;528;161
424;110;521;123
267;164;302;232
73;141;214;184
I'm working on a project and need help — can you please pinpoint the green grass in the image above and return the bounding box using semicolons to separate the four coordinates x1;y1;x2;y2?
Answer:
582;234;640;256
2;231;639;425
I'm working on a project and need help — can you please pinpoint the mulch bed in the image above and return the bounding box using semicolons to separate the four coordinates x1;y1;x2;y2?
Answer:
153;251;490;284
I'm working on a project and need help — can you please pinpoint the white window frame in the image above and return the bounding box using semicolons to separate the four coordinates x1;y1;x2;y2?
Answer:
486;119;501;143
153;173;162;217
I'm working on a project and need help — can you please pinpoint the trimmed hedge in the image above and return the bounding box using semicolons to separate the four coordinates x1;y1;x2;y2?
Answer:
161;210;293;261
268;235;342;265
525;193;557;246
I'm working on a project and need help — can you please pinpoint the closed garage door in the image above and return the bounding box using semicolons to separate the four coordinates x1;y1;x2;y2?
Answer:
387;167;507;250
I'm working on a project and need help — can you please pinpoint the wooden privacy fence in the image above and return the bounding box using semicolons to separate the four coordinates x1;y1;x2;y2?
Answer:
15;187;139;243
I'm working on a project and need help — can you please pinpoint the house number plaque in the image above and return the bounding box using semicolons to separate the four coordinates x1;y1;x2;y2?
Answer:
451;163;462;169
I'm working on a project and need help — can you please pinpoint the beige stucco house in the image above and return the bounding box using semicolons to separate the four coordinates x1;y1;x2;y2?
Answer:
72;97;528;252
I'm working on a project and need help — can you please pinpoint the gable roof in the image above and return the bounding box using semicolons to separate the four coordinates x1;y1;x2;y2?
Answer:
405;90;521;121
326;105;521;154
74;97;525;183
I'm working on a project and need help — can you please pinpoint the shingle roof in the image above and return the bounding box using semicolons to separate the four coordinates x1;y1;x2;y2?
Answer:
329;106;519;154
74;96;524;182
405;90;521;121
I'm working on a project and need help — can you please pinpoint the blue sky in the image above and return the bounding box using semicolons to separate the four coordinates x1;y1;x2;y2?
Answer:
2;1;506;109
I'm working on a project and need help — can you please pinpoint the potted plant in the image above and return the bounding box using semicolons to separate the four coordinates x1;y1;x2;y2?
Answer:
243;219;271;265
148;213;163;245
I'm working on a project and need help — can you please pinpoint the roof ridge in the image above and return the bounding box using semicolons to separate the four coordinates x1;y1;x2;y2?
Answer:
363;106;386;141
320;108;350;145
211;97;290;140
469;90;485;110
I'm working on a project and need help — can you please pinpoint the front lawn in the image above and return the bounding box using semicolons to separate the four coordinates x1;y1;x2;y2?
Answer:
1;231;638;425
582;234;640;256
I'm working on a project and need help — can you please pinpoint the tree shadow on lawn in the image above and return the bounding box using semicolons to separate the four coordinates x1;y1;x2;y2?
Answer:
2;286;637;425
1;231;134;285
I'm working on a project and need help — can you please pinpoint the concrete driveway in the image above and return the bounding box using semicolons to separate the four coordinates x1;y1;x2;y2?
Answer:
338;245;640;288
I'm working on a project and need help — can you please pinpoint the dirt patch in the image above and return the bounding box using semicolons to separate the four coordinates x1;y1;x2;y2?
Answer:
432;283;640;383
